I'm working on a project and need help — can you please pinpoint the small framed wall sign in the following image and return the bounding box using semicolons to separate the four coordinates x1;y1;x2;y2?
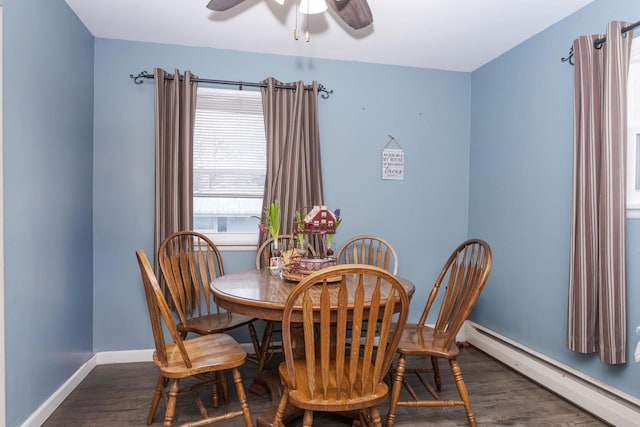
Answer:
382;135;404;180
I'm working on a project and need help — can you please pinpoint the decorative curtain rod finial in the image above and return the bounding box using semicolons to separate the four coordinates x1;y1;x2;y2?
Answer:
561;46;574;66
130;70;153;84
318;84;333;99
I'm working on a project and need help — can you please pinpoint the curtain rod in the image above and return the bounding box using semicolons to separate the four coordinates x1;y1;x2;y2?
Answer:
561;20;640;65
129;70;333;99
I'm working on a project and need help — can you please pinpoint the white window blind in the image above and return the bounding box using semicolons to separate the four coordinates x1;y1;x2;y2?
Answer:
627;39;640;217
193;87;266;246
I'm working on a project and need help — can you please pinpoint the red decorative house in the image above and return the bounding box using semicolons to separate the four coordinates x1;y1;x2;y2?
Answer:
296;205;337;234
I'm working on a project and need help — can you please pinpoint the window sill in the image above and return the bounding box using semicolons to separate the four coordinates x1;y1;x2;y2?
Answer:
201;232;259;252
627;207;640;219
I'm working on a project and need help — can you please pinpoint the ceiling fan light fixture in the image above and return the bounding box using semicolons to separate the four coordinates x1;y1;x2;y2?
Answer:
207;0;373;31
299;0;327;15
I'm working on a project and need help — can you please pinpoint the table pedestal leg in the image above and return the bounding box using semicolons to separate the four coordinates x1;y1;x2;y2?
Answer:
249;320;275;395
254;370;303;427
251;321;305;427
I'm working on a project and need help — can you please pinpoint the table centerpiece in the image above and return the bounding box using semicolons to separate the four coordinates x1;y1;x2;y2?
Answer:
282;205;342;281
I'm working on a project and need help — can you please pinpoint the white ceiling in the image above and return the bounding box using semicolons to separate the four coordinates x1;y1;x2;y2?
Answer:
64;0;593;72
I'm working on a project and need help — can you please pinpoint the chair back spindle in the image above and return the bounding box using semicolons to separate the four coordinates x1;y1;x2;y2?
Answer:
137;250;192;368
158;231;261;359
336;235;398;275
159;231;225;321
417;239;492;351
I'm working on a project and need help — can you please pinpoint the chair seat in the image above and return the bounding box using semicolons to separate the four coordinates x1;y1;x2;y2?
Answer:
178;313;257;335
279;359;389;411
396;323;460;359
155;333;247;378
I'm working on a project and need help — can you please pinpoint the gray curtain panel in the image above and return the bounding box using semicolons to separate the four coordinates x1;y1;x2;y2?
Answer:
259;77;325;248
568;21;632;364
153;68;197;267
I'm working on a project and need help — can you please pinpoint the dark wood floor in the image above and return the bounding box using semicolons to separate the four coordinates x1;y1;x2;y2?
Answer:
43;345;609;426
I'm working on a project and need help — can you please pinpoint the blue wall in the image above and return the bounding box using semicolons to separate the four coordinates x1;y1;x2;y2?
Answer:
92;39;472;351
469;0;640;400
5;0;640;425
2;0;94;425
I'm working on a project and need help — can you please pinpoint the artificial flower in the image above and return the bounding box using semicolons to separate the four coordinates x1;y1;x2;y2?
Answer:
254;200;281;242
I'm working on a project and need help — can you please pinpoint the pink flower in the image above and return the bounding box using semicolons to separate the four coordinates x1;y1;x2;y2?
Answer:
258;223;267;233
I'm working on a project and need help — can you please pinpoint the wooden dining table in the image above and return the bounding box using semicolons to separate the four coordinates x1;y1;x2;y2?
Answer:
211;268;415;427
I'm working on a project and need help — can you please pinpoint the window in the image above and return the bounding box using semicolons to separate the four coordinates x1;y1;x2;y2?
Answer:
628;39;640;217
193;87;266;248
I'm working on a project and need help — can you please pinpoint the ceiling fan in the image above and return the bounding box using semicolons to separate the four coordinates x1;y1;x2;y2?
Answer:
206;0;373;30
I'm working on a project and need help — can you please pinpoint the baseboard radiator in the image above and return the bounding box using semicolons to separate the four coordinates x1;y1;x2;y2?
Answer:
461;321;640;427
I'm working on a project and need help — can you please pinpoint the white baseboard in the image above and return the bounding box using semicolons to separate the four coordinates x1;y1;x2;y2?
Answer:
95;348;154;365
463;321;640;427
20;355;98;427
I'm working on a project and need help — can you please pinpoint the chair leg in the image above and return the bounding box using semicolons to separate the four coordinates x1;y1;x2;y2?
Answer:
146;374;166;425
210;370;229;408
273;388;289;427
449;359;477;427
211;372;220;408
431;356;442;391
369;407;383;427
163;378;180;427
386;354;406;427
357;410;369;427
231;367;253;427
302;409;314;427
358;407;381;427
219;370;229;404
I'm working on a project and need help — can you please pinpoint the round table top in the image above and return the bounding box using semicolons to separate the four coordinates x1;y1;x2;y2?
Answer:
211;268;415;321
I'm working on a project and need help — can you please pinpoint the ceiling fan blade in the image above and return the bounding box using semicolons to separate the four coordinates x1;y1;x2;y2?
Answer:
206;0;246;12
326;0;373;30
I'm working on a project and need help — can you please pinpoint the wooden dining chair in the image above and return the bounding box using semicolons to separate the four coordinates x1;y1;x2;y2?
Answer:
273;264;410;427
158;231;261;356
336;235;398;275
336;235;399;343
385;239;492;427
135;249;253;427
